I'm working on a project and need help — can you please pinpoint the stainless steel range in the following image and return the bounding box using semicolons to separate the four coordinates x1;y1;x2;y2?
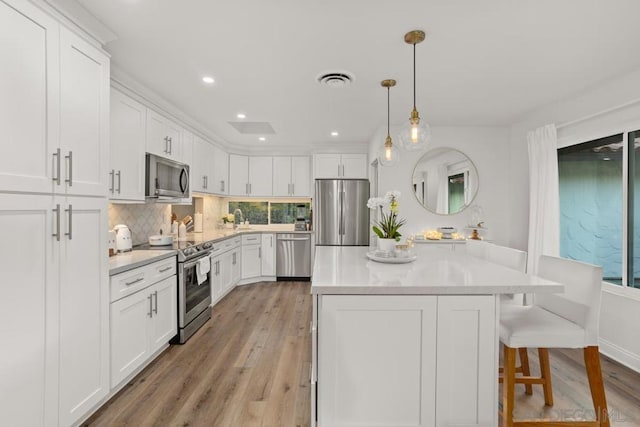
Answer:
174;240;214;343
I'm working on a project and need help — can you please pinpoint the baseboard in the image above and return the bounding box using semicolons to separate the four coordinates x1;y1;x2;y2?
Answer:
599;337;640;373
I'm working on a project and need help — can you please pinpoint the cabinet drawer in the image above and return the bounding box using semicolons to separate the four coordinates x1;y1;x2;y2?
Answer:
242;234;261;245
110;257;176;302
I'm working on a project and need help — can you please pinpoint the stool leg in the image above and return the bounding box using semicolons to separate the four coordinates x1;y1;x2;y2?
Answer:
518;347;533;395
584;346;610;427
538;348;554;406
503;346;517;427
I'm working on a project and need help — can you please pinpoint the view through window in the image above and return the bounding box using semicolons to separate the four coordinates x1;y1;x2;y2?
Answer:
228;201;311;225
558;131;640;288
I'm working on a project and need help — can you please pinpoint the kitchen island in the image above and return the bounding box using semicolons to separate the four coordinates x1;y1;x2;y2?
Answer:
311;245;563;427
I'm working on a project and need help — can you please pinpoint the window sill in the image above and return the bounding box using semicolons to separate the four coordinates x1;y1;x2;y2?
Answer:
602;281;640;302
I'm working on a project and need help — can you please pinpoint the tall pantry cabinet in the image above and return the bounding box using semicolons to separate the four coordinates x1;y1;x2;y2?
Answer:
0;1;110;426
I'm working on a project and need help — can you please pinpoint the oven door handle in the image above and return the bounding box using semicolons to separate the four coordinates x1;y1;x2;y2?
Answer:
183;252;211;269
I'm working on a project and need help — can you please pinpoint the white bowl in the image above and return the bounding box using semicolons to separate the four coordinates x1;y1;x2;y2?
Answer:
148;235;173;246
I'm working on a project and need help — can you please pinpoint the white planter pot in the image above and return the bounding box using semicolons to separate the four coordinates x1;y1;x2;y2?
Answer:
377;238;397;252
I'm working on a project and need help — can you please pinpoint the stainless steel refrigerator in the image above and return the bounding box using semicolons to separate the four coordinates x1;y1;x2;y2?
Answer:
315;179;369;246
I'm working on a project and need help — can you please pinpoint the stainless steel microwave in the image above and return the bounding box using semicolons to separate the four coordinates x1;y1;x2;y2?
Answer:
145;153;190;198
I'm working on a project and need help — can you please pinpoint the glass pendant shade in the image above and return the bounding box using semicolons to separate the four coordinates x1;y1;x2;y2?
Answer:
398;118;431;151
378;136;400;166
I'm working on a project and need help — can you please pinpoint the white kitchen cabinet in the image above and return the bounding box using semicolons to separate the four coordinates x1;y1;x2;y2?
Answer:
229;154;273;196
0;0;59;195
110;262;177;388
59;27;110;198
261;233;276;276
241;234;262;279
211;238;241;304
315;294;496;427
273;156;311;197
192;136;214;193
109;88;146;201
314;153;368;179
213;145;229;195
146;109;183;161
231;246;241;284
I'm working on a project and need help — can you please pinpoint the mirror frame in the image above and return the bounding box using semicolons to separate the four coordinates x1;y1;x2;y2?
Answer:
411;147;479;215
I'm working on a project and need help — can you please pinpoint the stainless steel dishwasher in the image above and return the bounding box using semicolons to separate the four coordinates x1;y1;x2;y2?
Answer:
276;233;311;279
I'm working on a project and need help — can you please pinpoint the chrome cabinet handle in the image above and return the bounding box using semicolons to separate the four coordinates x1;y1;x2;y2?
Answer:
64;205;73;240
159;266;172;273
109;169;115;193
259;247;262;258
245;183;249;195
148;294;153;317
203;175;207;189
52;204;61;241
270;236;273;247
65;151;73;186
153;291;158;314
116;170;121;194
337;164;340;177
291;183;295;195
220;180;224;192
168;137;172;155
125;277;144;286
53;149;61;185
164;136;169;153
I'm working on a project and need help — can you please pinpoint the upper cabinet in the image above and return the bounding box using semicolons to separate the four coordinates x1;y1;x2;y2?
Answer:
229;155;273;197
273;156;311;197
314;153;368;179
109;89;146;201
212;145;229;195
146;109;183;162
0;3;109;197
192;137;228;195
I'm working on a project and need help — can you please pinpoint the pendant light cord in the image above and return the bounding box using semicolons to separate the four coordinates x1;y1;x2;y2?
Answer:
387;86;391;137
413;42;416;109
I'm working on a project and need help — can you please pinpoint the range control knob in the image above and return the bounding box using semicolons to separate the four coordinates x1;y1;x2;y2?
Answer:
202;241;213;250
183;247;195;256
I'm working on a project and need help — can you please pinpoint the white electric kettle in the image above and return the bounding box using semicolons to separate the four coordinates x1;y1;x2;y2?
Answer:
113;224;132;252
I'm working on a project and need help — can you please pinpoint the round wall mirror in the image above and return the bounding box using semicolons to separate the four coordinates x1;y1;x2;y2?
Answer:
411;147;479;215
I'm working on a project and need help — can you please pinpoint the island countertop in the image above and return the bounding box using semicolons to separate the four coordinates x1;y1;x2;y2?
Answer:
311;245;563;295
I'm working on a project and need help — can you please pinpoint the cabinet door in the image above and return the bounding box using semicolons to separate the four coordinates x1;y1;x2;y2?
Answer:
231;249;241;285
149;276;178;354
146;109;170;158
58;196;109;426
221;251;234;293
109;88;146;201
272;156;292;196
210;255;224;303
0;193;58;426
0;0;59;194
110;286;152;387
241;244;261;279
212;145;229;195
291;156;311;196
261;233;276;276
341;153;368;179
435;296;496;427
314;154;341;179
165;118;183;161
249;156;273;196
191;136;210;193
229;154;248;196
59;27;110;197
318;295;437;427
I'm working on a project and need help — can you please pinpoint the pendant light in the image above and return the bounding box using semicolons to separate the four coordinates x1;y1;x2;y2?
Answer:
378;79;400;167
398;30;430;151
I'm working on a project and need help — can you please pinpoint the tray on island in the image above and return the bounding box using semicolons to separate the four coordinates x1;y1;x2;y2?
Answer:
366;251;417;264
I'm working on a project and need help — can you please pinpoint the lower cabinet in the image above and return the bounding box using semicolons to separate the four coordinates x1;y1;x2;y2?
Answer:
315;294;495;427
261;233;276;276
211;238;242;305
110;270;177;388
241;234;262;279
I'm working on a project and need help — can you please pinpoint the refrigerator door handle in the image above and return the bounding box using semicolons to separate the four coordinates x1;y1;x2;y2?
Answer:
339;187;345;236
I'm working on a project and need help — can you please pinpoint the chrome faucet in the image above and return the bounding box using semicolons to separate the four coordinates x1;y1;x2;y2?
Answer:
232;208;244;229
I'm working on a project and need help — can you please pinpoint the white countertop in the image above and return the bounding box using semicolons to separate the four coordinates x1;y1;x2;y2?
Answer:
311;246;564;295
109;250;177;276
186;228;312;244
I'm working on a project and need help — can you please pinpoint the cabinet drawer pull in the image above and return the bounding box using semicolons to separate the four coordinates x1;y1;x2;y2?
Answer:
52;204;61;241
148;294;153;317
125;277;144;286
53;148;61;185
158;266;173;273
168;137;172;155
64;205;73;240
153;291;158;314
109;169;115;193
65;151;73;186
116;170;122;194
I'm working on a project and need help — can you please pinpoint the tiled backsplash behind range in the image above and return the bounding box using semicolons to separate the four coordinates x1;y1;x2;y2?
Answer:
109;203;172;246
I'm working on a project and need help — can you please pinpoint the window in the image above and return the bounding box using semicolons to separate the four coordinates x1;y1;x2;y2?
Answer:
558;131;639;288
228;201;310;225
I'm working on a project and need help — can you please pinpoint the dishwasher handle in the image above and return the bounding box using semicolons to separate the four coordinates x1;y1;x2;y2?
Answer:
277;237;310;241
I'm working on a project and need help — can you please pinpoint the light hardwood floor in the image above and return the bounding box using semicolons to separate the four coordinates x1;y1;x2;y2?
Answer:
87;282;639;426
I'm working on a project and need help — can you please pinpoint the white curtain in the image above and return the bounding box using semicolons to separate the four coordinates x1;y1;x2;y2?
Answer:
527;124;560;274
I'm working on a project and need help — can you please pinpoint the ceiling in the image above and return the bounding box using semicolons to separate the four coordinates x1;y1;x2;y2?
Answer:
75;0;640;150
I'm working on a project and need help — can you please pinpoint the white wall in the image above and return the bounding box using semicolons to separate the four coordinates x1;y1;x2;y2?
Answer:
507;67;640;373
369;125;510;244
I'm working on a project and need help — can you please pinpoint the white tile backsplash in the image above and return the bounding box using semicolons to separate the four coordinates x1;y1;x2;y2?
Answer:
109;203;172;246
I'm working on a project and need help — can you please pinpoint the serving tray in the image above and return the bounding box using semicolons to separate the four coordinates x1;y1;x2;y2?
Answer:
366;251;417;264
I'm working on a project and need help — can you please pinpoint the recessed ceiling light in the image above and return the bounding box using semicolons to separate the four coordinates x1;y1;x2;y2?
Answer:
331;131;339;137
202;76;215;84
236;113;246;119
258;137;266;142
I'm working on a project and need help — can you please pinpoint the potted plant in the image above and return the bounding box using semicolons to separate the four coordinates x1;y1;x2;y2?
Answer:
367;190;406;252
222;213;235;229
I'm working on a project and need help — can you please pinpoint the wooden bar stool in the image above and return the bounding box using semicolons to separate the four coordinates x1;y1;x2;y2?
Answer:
499;255;609;426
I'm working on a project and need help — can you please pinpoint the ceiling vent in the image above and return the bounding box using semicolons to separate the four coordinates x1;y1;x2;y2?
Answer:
316;71;354;88
228;121;276;134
